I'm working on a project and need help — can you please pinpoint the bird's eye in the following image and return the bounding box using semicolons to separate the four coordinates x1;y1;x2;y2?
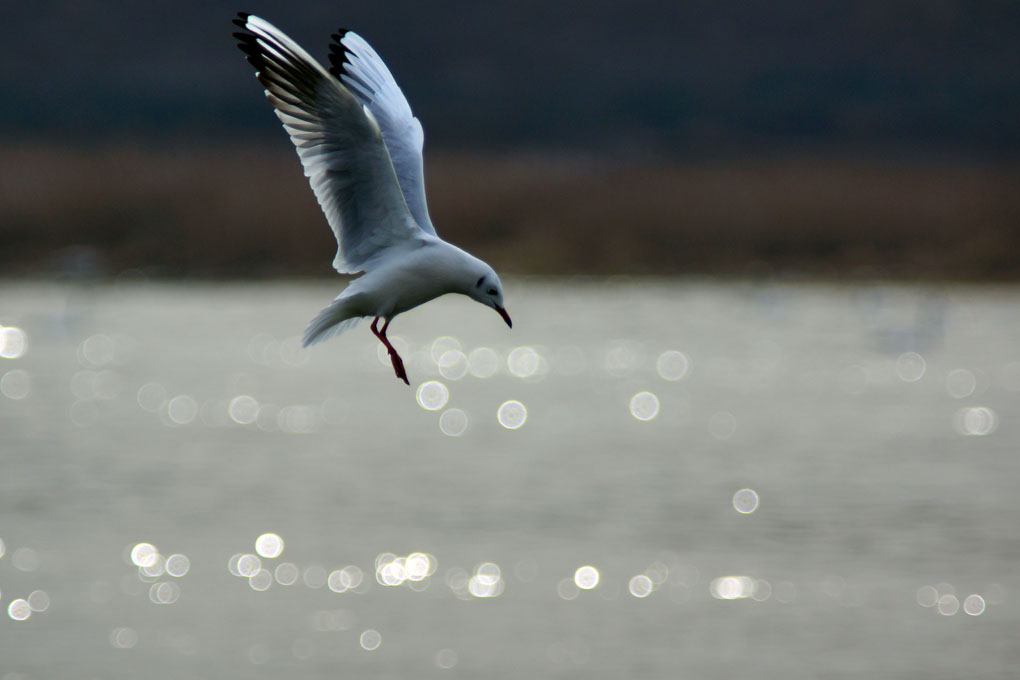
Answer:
487;288;497;296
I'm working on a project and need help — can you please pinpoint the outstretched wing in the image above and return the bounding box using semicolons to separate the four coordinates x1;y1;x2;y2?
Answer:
328;30;437;236
233;13;423;274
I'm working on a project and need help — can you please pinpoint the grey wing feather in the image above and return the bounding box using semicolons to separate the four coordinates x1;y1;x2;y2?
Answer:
328;30;437;236
234;14;423;274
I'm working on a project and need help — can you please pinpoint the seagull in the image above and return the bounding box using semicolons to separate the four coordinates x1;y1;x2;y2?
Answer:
232;13;511;385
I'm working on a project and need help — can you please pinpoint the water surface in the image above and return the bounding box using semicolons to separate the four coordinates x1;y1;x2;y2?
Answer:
1;280;1018;678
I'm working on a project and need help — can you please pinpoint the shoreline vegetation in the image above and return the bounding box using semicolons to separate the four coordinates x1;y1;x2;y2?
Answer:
2;143;1017;281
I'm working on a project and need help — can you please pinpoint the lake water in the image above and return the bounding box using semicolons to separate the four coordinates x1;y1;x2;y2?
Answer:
1;279;1018;678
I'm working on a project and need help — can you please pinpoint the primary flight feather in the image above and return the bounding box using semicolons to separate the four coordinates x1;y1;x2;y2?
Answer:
232;13;511;384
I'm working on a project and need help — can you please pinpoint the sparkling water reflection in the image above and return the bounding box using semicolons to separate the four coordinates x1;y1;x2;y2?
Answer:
0;281;1017;678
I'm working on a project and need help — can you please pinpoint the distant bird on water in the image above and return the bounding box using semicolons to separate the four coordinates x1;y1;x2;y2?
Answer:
233;13;511;384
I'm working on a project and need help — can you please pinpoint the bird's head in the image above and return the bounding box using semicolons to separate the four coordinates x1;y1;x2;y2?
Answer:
465;264;511;329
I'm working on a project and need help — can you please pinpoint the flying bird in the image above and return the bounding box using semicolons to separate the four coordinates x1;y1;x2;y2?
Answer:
232;13;511;384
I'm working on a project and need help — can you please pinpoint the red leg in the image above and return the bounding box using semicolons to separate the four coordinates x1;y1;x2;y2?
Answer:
371;316;409;385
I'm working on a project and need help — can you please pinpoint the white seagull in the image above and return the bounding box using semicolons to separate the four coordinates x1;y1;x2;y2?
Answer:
233;13;511;385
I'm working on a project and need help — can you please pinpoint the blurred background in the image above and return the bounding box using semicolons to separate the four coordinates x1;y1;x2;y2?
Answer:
2;0;1018;278
2;2;1020;679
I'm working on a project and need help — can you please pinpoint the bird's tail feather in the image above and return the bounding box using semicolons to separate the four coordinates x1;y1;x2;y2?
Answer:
302;299;364;347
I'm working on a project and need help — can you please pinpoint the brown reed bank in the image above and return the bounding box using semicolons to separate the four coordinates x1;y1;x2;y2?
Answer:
1;143;1017;280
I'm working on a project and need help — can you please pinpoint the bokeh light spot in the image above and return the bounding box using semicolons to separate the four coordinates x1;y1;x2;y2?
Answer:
279;337;308;367
70;370;98;400
8;598;31;621
0;326;27;359
963;594;986;616
556;578;579;601
13;547;40;572
955;407;997;436
81;334;115;366
896;352;926;382
328;569;352;593
476;562;501;585
438;350;469;380
27;590;50;612
656;351;690;381
165;554;190;577
507;347;540;378
137;382;167;412
140;552;166;578
303;564;327;589
148;581;180;604
574;566;600;590
469;562;504;598
342;565;364;590
110;627;138;649
430;336;462;363
236;554;261;577
946;369;977;398
937;594;960;616
274;562;299;586
360;629;382;651
248;568;272;591
711;575;754;600
916;585;938;607
628;574;653;598
229;395;259;424
751;579;772;602
497;400;527;429
416;381;450;411
603;340;641;376
167;395;198;425
629;391;660;421
435;648;458;669
733;488;760;514
405;553;433;582
255;533;284;558
468;347;500;378
0;369;30;399
439;408;468;436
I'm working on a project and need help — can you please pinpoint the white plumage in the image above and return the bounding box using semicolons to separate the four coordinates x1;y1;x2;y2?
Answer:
234;13;511;384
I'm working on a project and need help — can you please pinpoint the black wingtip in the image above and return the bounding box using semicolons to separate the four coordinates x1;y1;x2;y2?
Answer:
233;31;260;56
327;28;352;79
233;11;251;29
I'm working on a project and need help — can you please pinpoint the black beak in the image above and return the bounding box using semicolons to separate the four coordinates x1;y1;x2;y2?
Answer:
495;304;512;329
